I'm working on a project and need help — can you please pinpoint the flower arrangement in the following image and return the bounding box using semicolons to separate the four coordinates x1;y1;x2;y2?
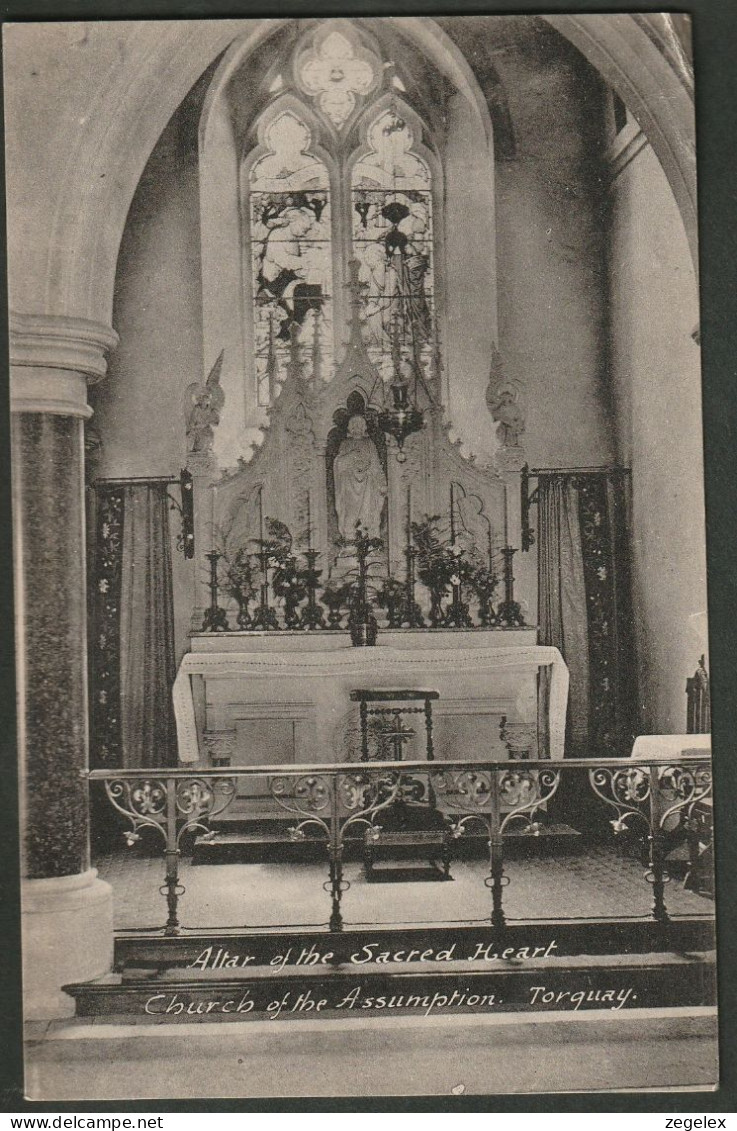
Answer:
218;544;257;628
469;562;499;626
411;516;474;626
261;519;312;628
375;575;406;628
334;524;385;645
411;514;499;627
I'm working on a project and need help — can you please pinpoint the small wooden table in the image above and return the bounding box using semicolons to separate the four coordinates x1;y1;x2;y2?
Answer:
349;689;450;880
349;688;440;763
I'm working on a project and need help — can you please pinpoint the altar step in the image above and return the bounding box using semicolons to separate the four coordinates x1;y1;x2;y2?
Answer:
192;818;582;866
63;945;716;1025
110;917;717;972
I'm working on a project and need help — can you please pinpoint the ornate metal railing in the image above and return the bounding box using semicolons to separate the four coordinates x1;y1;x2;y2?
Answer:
89;755;712;937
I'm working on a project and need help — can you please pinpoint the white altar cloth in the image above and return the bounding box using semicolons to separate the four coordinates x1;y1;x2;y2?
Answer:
173;635;569;764
630;734;711;759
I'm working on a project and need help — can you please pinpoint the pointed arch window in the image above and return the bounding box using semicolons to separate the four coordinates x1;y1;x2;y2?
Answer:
244;35;438;409
351;105;435;380
248;109;333;407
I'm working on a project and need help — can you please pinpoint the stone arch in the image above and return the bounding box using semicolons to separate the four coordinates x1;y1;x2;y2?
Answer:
43;14;697;335
544;14;697;277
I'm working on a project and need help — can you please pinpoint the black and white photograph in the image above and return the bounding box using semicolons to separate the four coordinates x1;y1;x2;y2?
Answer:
5;12;717;1102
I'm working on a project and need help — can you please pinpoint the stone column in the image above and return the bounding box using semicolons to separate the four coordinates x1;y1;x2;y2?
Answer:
11;312;119;1019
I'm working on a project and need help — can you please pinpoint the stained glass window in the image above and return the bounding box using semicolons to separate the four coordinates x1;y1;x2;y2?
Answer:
351;108;435;380
249;111;333;406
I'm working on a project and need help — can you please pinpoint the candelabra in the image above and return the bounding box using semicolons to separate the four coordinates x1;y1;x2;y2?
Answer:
251;485;279;631
201;552;228;632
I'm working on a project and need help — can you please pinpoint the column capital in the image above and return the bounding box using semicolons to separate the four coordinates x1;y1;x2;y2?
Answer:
10;311;119;418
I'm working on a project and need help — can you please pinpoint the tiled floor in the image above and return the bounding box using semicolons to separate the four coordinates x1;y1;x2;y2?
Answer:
95;843;714;933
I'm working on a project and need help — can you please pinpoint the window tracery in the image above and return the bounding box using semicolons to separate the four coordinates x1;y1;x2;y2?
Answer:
294;27;380;129
245;28;437;407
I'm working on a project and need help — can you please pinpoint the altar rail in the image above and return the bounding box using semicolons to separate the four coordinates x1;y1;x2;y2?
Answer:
89;756;712;938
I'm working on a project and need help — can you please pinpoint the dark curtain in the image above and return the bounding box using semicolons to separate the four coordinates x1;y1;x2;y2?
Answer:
538;471;637;758
90;483;177;768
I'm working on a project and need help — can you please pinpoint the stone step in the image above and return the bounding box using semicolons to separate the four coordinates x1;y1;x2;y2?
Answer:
191;822;582;865
120;949;713;982
64;950;717;1024
112;916;716;973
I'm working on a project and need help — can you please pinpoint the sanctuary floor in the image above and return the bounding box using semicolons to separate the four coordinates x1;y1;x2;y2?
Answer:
95;844;713;933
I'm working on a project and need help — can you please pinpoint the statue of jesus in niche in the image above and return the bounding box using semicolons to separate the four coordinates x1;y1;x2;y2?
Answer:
333;415;387;541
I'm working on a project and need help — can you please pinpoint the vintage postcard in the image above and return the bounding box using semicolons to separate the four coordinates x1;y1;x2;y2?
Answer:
6;12;716;1101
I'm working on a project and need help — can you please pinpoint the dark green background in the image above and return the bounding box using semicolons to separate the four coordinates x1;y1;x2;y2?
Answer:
0;0;735;1114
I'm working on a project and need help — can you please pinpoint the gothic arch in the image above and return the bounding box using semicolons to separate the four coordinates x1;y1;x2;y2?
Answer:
199;19;497;466
41;14;697;336
544;14;697;280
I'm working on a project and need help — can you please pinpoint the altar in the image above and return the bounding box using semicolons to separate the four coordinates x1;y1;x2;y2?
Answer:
174;630;569;773
174;244;558;779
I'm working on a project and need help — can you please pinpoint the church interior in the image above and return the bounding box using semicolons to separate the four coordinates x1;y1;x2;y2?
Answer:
7;15;716;1099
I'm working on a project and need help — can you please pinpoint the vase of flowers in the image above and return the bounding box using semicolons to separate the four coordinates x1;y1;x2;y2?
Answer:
411;515;463;627
271;554;310;628
376;575;406;629
219;545;256;628
470;563;499;626
322;582;349;629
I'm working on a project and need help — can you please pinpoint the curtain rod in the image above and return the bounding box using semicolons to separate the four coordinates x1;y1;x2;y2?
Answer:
92;475;180;486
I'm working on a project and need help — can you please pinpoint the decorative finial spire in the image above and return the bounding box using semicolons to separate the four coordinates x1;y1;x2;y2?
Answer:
265;315;280;404
430;316;443;396
311;308;322;384
285;318;302;384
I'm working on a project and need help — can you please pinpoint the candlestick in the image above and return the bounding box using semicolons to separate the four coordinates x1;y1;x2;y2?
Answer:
307;490;312;551
251;482;278;630
494;547;525;628
402;487;423;628
301;547;326;630
503;483;509;547
210;483;217;553
202;551;228;632
450;482;456;544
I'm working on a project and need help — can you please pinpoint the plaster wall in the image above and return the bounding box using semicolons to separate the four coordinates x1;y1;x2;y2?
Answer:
493;41;612;624
443;91;499;460
89;109;203;661
607;139;705;734
3;22;136;315
495;48;612;471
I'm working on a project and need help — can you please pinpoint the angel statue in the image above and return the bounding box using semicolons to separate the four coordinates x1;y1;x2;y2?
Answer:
485;345;526;450
184;351;225;454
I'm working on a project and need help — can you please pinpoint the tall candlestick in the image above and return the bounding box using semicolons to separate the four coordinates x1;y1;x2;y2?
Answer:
450;482;456;544
503;483;509;547
258;484;265;546
210;483;217;553
307;490;312;551
406;484;412;544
